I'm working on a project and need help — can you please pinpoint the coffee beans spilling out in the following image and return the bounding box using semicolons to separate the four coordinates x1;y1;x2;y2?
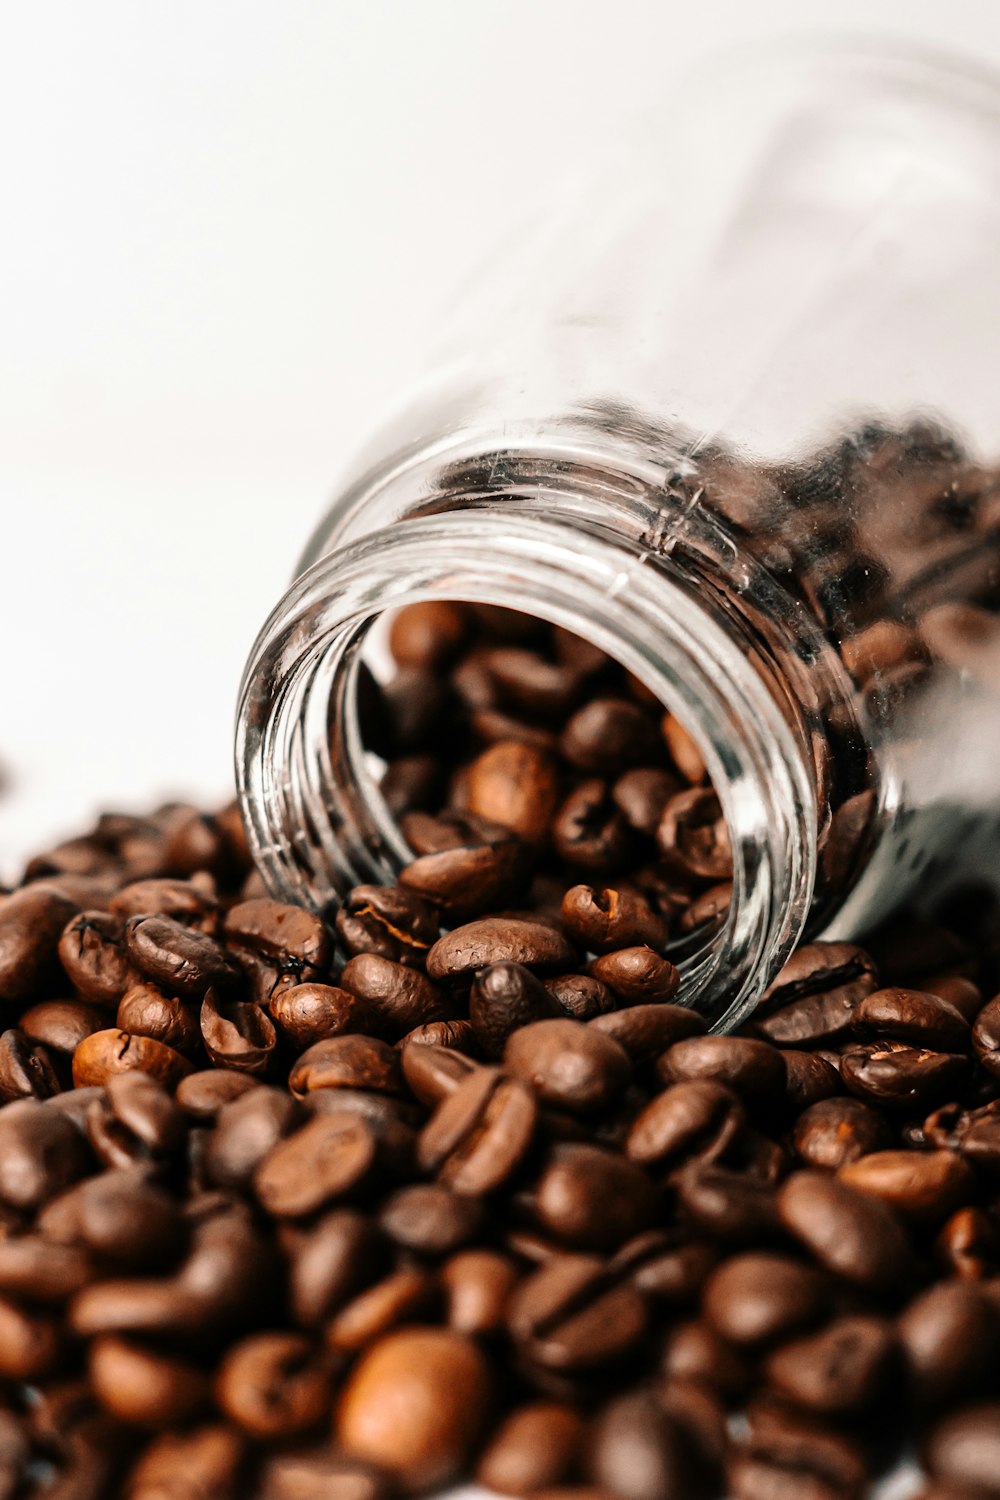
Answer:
1;787;1000;1499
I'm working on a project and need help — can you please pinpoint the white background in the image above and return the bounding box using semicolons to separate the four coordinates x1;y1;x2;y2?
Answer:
1;4;996;1493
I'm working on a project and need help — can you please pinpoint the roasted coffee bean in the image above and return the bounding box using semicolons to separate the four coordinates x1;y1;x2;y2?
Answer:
755;941;878;1047
923;1402;1000;1494
477;1401;584;1494
175;1069;259;1119
853;987;971;1052
325;1265;437;1353
126;1424;244;1500
626;1080;744;1168
778;1170;912;1290
588;1389;715;1500
336;883;440;968
109;876;219;924
504;1020;630;1113
840;1041;967;1110
673;1163;781;1244
200;990;277;1074
125;915;239;997
88;1334;210;1425
0;884;79;1001
898;1281;1000;1406
418;1066;537;1194
702;1252;829;1346
39;1168;183;1268
465;741;562;842
379;1182;484;1255
679;881;733;934
0;1028;61;1100
389;600;468;668
739;1396;871;1499
659;1318;751;1397
838;1149;974;1224
588;946;680;1005
0;1296;62;1377
924;974;984;1023
764;1314;897;1413
781;1050;841;1110
335;1326;492;1493
657;1035;785;1104
255;1112;382;1217
116;982;200;1054
0;1236;93;1301
287;1208;383;1328
58;910;133;1004
399;828;533;919
532;1142;657;1251
508;1252;648;1370
269;982;369;1048
0;1099;90;1209
935;1205;1000;1280
224;897;330;973
428;917;576;984
399;1017;478;1052
441;1249;519;1336
545;973;618;1020
105;1070;185;1155
612;767;681;838
469;962;562;1059
205;1085;301;1189
561;698;660;775
611;1230;719;1307
216;1331;332;1438
561;884;670;954
972;994;1000;1078
657;787;732;881
20;999;106;1056
552;779;635;872
339;954;450;1039
661;713;707;784
400;1041;477;1107
792;1096;893;1171
289;1035;402;1097
589;1003;704;1062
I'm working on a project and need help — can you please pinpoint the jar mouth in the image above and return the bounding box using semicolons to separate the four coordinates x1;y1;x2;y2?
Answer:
236;509;816;1032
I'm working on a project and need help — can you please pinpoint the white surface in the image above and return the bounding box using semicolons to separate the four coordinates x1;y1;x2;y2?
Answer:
0;4;991;1493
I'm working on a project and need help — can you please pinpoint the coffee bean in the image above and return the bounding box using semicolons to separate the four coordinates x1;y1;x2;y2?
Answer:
224;897;330;972
470;962;562;1059
441;1249;519;1336
552;779;634;872
935;1205;1000;1281
589;1003;704;1062
923;974;984;1023
613;768;682;837
532;1142;657;1250
560;698;660;775
335;1326;491;1492
702;1253;829;1346
109;876;219;925
341;953;451;1038
611;1230;719;1307
379;1182;484;1255
428;918;576;984
0;1100;90;1210
657;1036;785;1104
196;991;275;1074
336;884;440;968
838;1149;975;1224
545;973;618;1020
325;1264;436;1353
126;1424;244;1500
674;1163;781;1244
465;741;562;843
477;1401;584;1495
792;1097;893;1171
175;1069;259;1119
853;987;971;1052
777;1170;912;1290
899;1282;1000;1407
88;1334;210;1425
418;1066;537;1194
658;1319;751;1398
0;1295;61;1377
269;982;367;1049
840;1042;967;1110
588;1389;715;1500
626;1080;745;1168
289;1036;402;1098
58;910;133;1004
508;1253;648;1370
657;788;732;881
255;1112;381;1217
399;1018;478;1052
972;995;1000;1078
923;1402;1000;1494
20;999;106;1056
0;1236;93;1302
216;1331;332;1438
561;885;670;954
0;1028;61;1100
400;1041;477;1107
124;915;239;997
389;600;468;668
116;982;200;1054
679;881;733;935
205;1085;301;1189
738;1397;870;1499
588;945;680;1005
0;884;79;1001
504;1020;630;1114
765;1314;897;1413
399;828;533;919
755;942;878;1047
40;1167;183;1268
781;1050;841;1110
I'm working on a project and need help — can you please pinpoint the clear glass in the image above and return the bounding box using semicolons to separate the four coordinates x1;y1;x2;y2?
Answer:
237;42;1000;1032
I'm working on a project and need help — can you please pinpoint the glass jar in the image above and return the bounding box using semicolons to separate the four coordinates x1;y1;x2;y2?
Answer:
236;42;1000;1032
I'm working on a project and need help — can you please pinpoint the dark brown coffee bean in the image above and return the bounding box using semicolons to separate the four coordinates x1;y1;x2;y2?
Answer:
287;1208;383;1328
477;1401;584;1495
335;1326;492;1492
20;999;106;1056
399;1017;478;1053
389;600;468;668
58;910;133;1004
853;987;971;1052
504;1019;630;1114
777;1170;912;1290
255;1112;381;1217
216;1331;332;1438
223;897;331;972
0;1028;61;1100
199;991;276;1074
924;975;984;1023
470;962;562;1059
269;982;368;1048
659;1318;751;1398
0;1236;93;1302
72;1028;192;1089
781;1050;841;1111
109;876;219;924
204;1085;301;1189
116;982;200;1054
336;883;440;968
325;1264;436;1353
661;713;707;784
626;1080;744;1168
679;882;733;934
289;1035;402;1098
741;1396;871;1498
612;768;682;837
589;1003;705;1063
923;1402;1000;1494
465;741;562;843
657;1035;785;1104
428;917;576;984
899;1282;1000;1407
838;1149;974;1224
532;1142;657;1251
611;1230;719;1307
88;1333;210;1425
552;779;634;872
441;1249;519;1336
657;787;732;881
400;1040;477;1107
765;1314;897;1413
0;884;79;1001
39;1167;183;1268
399;827;533;919
124;915;239;996
972;994;1000;1079
792;1097;892;1171
561;885;670;954
840;1041;967;1110
106;1069;185;1155
545;974;618;1020
673;1163;781;1244
175;1069;259;1119
588;945;680;1005
126;1424;244;1500
561;698;660;775
701;1252;828;1347
588;1389;715;1500
755;942;878;1047
0;1296;61;1377
418;1066;538;1194
508;1253;648;1370
341;953;451;1038
379;1182;485;1255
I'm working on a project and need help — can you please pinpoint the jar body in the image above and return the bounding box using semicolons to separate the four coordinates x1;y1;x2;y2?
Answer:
238;44;1000;1028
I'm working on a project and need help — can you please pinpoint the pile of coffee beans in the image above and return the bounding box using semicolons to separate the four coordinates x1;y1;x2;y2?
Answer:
0;769;1000;1499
